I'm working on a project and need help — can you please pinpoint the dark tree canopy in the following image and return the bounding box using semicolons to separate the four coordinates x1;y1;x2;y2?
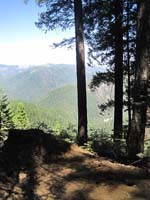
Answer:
128;0;150;158
23;0;150;158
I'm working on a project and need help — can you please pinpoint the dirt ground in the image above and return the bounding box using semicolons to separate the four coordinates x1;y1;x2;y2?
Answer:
0;129;150;200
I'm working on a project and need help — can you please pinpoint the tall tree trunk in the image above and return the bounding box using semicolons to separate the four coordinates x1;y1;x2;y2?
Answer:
127;0;131;133
114;0;123;142
74;0;88;145
128;0;150;159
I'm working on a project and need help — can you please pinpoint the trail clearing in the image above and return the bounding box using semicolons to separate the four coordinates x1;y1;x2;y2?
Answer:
0;129;150;200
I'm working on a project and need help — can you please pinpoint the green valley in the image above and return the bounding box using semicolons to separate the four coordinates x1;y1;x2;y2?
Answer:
0;64;113;132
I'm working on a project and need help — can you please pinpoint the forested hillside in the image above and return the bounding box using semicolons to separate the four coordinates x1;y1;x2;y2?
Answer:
0;64;98;102
0;64;113;130
8;84;113;131
39;84;113;129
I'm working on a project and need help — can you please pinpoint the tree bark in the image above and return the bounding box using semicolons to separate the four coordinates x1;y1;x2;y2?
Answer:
128;0;150;159
114;0;123;142
74;0;88;145
127;0;131;133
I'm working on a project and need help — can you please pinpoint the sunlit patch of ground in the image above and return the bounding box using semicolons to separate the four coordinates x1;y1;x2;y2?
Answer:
0;129;150;200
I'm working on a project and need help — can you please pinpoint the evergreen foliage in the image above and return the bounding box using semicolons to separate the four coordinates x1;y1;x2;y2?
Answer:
12;102;29;129
128;0;150;158
34;1;137;138
0;90;14;130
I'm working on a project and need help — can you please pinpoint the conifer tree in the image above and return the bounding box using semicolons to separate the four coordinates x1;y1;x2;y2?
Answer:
13;103;29;129
74;0;88;145
128;0;150;158
0;90;14;130
113;0;123;141
85;0;137;140
32;0;88;144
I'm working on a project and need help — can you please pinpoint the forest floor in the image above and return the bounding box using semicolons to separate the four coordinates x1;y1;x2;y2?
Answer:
0;129;150;200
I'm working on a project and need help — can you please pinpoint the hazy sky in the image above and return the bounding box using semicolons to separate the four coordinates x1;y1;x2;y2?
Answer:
0;0;75;65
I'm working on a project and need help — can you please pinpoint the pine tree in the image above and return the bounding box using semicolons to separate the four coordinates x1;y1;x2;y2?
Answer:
13;103;29;129
0;90;14;130
85;0;137;141
33;0;88;145
128;0;150;158
74;0;88;145
113;0;123;141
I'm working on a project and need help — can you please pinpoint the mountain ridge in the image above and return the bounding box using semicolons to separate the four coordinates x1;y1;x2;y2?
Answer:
0;63;99;102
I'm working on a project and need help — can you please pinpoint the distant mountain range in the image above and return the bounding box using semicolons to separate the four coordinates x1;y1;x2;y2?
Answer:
0;63;113;129
0;64;99;102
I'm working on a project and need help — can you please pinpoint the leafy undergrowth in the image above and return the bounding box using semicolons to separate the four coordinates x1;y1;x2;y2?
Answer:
0;129;150;200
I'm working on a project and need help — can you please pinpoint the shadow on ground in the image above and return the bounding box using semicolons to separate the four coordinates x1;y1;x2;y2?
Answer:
0;129;150;200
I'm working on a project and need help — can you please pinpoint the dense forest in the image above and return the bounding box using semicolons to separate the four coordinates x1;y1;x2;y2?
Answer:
0;0;150;199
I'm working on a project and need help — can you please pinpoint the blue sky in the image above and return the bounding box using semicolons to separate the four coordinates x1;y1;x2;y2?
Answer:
0;0;75;65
